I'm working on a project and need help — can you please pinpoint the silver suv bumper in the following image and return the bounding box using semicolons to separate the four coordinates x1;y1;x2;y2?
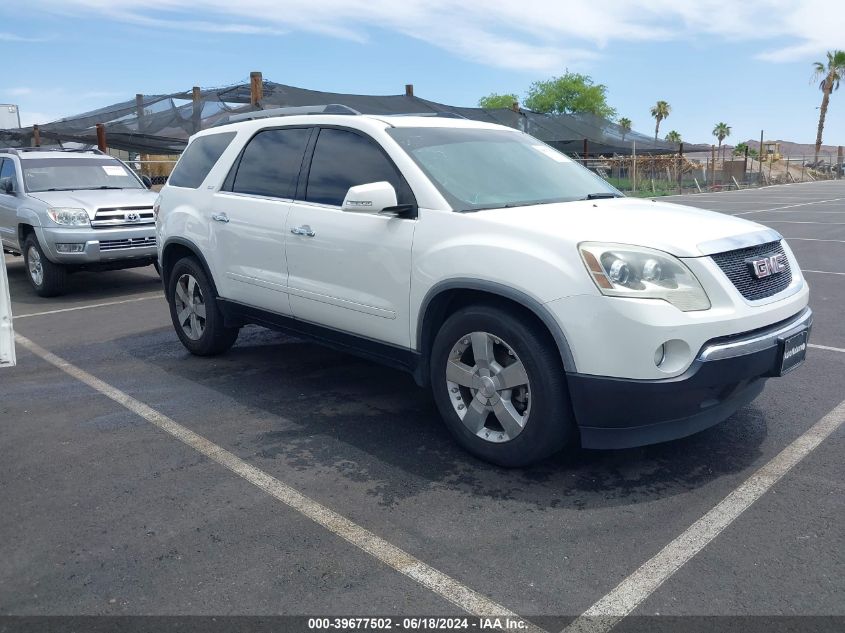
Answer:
40;226;157;264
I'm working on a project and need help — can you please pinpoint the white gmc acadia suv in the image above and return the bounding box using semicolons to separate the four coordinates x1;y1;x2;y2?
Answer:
155;107;811;467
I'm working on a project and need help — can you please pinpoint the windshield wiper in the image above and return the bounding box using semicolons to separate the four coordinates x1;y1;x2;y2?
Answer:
583;192;623;200
76;186;126;190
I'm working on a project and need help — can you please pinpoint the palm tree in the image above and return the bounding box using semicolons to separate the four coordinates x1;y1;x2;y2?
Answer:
665;130;682;144
812;50;845;163
618;117;632;143
713;122;731;162
650;101;670;141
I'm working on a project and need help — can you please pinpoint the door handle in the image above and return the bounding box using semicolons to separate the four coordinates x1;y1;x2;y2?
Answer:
211;213;229;223
290;225;316;237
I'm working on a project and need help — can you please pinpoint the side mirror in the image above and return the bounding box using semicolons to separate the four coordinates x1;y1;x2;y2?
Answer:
342;181;398;214
141;175;153;189
1;179;14;195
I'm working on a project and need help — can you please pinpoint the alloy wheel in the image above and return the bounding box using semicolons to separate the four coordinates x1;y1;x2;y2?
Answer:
27;246;43;286
445;331;531;443
174;273;207;340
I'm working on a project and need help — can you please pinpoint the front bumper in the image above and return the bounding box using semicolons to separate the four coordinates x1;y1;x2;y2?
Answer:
40;225;157;264
568;307;812;449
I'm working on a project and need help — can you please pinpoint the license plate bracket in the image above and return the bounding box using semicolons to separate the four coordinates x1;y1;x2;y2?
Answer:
778;330;808;376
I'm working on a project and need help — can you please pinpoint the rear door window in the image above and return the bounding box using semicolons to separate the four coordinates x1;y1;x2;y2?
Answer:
304;128;410;207
0;158;17;194
169;132;236;189
231;128;310;199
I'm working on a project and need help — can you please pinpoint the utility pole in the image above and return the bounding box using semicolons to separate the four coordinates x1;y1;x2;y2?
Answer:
759;130;764;179
32;125;40;147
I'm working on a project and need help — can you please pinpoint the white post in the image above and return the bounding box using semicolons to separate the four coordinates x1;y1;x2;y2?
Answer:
0;253;16;368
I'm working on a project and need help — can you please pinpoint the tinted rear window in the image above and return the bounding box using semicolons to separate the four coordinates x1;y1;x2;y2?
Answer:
169;132;236;189
232;128;310;199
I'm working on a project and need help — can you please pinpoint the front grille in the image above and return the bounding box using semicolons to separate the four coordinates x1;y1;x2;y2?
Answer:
99;236;156;252
92;206;155;228
711;240;792;301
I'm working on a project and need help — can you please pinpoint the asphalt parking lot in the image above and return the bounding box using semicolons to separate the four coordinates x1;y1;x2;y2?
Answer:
1;180;843;631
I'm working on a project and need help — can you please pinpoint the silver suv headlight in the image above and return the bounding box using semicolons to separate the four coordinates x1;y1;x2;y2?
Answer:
579;242;711;311
47;208;91;227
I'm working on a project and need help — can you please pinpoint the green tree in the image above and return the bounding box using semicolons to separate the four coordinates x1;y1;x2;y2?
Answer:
618;117;632;143
650;101;670;141
812;50;845;162
523;73;616;118
477;93;519;109
712;122;731;161
664;130;682;144
733;142;758;159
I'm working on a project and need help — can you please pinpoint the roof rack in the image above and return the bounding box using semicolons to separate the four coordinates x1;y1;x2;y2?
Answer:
380;112;467;119
0;147;105;156
218;104;361;126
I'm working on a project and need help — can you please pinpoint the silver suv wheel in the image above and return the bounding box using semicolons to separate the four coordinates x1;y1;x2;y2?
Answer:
27;245;43;286
445;331;531;443
174;273;206;340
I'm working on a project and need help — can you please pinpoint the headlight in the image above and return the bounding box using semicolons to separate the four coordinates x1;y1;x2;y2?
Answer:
579;242;711;311
47;208;90;227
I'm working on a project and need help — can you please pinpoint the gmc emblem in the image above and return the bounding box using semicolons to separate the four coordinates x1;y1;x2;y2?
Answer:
748;253;786;279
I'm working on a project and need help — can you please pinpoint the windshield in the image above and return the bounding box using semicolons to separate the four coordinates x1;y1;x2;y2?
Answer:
387;127;621;211
21;157;144;193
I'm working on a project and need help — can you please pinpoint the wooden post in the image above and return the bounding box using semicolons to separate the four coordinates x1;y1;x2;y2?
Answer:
32;124;41;147
759;130;764;177
250;71;263;107
96;123;107;152
711;144;716;187
743;145;749;183
631;140;636;191
192;86;202;134
838;146;843;179
583;138;588;160
405;84;414;97
677;142;683;194
135;93;145;132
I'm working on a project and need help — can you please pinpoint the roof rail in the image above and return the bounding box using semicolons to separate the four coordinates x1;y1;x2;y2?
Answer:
219;104;361;126
0;147;105;155
381;112;467;119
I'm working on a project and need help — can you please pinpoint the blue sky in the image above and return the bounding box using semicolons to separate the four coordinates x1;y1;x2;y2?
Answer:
2;1;843;148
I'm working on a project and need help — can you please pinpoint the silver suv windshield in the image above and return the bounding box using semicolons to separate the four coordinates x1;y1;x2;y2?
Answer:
387;127;621;212
20;157;144;193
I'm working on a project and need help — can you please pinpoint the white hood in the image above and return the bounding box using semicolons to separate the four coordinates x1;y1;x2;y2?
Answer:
477;197;779;257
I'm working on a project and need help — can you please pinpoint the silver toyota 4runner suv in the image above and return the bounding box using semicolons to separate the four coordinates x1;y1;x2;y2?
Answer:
0;147;159;296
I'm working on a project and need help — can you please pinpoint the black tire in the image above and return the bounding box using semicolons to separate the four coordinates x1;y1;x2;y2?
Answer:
23;235;67;297
430;304;575;467
167;257;239;356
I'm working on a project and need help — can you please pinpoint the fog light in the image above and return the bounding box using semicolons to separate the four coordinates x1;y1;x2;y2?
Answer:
56;243;85;253
654;344;666;367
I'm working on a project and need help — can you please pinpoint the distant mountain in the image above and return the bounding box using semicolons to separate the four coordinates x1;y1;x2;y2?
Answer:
687;139;842;160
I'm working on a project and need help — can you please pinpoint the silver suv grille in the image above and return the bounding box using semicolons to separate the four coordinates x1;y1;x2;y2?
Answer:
710;240;792;301
99;236;156;251
92;206;155;228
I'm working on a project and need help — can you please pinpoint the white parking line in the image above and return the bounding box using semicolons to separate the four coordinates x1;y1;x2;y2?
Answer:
809;343;845;354
756;220;845;225
13;333;542;633
14;294;163;319
803;269;845;276
733;198;845;216
562;395;845;633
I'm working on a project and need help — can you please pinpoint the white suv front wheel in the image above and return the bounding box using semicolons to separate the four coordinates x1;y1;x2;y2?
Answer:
430;305;575;467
